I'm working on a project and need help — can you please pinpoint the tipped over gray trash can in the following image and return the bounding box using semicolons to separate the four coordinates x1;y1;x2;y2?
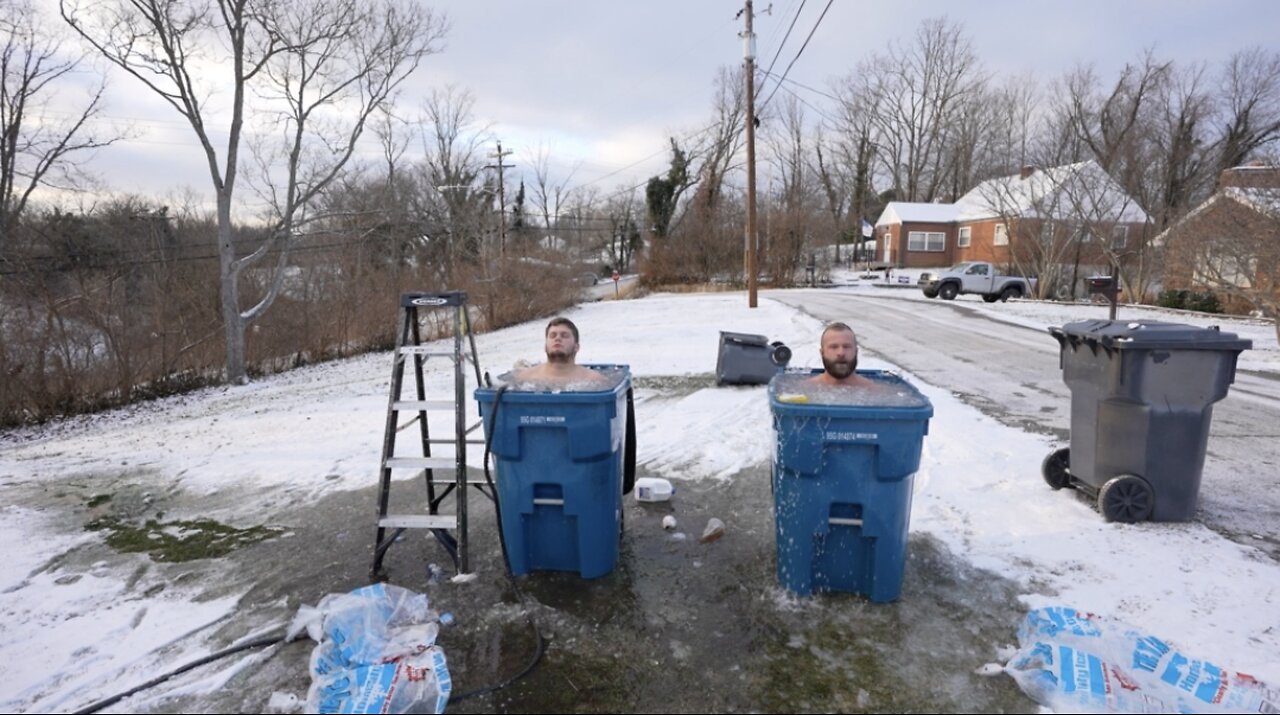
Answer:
1042;320;1251;523
716;331;792;385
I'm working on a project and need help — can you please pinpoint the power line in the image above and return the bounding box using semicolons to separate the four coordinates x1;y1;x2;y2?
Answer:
757;0;834;116
760;70;838;102
759;0;806;97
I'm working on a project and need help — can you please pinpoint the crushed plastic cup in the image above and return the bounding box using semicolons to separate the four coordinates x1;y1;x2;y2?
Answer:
700;518;725;543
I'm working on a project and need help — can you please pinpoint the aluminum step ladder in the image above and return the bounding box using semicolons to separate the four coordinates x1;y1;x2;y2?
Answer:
371;291;491;579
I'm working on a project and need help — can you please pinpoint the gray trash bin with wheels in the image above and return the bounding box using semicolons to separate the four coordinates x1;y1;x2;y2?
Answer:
716;331;792;385
1042;320;1251;523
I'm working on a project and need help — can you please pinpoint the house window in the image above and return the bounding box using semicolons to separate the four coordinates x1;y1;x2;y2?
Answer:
994;224;1009;246
1196;248;1255;288
1112;225;1128;249
958;227;971;248
908;231;945;252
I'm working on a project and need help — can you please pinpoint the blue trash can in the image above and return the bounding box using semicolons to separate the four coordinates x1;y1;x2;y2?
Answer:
475;365;631;578
769;370;933;601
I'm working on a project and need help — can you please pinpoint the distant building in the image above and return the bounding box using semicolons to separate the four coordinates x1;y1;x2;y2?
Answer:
874;162;1152;296
1157;163;1280;316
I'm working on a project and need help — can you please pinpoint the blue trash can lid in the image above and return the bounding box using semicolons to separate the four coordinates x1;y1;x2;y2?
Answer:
1049;320;1252;351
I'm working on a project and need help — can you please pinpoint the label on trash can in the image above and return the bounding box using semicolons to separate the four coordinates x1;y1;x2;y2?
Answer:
824;430;878;442
519;415;567;425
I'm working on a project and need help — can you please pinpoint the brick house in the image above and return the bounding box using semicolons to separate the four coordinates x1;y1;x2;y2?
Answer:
874;161;1151;296
1158;164;1280;317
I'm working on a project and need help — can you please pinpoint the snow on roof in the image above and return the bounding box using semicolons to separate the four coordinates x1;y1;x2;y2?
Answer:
1153;185;1280;246
954;160;1150;224
875;202;959;227
1225;186;1280;218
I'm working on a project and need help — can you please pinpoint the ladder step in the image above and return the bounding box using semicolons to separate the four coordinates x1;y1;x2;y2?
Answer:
430;479;493;487
386;457;461;470
393;400;458;411
386;457;487;473
426;438;487;445
399;346;456;356
398;346;474;361
378;514;458;530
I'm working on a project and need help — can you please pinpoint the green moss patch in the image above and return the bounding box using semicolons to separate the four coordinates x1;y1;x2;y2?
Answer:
85;516;282;562
86;494;113;508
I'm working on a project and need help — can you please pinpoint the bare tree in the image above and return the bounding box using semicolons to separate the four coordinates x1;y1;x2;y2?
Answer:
762;93;815;285
863;17;986;202
418;85;492;272
61;0;446;383
530;143;579;245
603;185;641;273
1215;48;1280;174
0;0;114;243
813;127;850;263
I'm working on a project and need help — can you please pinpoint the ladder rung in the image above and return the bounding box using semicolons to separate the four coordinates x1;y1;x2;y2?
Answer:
378;514;458;530
430;479;492;486
398;346;474;361
386;457;461;470
393;400;457;411
426;438;487;445
386;457;487;473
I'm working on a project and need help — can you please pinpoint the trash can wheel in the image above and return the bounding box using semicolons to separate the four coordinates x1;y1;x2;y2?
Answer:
1098;475;1154;523
1041;447;1072;490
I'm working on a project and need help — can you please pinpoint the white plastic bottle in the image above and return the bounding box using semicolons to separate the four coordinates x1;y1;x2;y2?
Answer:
633;477;675;502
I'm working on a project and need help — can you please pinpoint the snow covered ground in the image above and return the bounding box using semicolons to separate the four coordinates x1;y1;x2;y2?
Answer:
1;286;1277;712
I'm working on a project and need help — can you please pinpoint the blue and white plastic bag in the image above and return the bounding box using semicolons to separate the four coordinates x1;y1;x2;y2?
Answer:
1002;606;1275;714
289;583;451;714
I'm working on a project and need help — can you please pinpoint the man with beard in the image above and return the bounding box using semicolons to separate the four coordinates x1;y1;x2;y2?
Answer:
809;322;875;387
513;316;608;386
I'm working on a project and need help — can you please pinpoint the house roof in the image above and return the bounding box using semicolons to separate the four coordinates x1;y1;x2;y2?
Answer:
953;160;1150;224
1152;185;1280;246
1225;186;1280;218
875;202;959;227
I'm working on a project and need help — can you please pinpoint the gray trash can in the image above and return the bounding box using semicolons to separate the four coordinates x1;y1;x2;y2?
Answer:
716;331;792;385
1042;320;1251;522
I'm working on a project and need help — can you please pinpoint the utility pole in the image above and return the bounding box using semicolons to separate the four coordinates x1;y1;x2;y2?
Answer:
742;0;758;308
487;141;514;256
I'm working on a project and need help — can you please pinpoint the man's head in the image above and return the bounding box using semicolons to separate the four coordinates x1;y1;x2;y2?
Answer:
545;317;581;364
819;322;858;380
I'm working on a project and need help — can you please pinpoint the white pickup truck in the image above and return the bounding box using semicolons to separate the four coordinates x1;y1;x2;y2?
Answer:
919;261;1037;302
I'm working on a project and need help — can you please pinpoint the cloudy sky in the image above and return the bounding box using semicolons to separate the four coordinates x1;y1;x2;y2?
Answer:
34;0;1280;209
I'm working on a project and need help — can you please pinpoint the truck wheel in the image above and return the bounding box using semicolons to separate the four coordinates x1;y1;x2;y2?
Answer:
1041;447;1072;490
1098;474;1154;523
982;294;999;303
999;286;1022;302
939;283;958;300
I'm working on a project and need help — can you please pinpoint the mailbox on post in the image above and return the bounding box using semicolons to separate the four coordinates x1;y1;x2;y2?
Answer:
1087;275;1120;319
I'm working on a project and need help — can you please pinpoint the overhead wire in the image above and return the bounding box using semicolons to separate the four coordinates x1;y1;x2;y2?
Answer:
756;0;835;116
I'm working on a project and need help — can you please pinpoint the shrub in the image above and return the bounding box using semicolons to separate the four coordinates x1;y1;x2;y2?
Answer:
1157;289;1188;309
1185;291;1222;314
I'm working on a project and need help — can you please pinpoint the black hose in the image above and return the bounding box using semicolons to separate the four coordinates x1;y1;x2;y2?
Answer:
74;384;544;713
71;632;287;715
623;386;637;495
482;385;514;575
447;382;547;703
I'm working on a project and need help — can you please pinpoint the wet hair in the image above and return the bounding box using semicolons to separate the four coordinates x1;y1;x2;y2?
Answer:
820;321;855;344
546;316;580;343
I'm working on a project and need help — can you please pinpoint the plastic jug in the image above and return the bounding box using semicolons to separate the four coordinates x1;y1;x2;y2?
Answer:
633;477;675;502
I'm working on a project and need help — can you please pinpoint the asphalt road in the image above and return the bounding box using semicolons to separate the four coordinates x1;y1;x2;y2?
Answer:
771;289;1280;561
